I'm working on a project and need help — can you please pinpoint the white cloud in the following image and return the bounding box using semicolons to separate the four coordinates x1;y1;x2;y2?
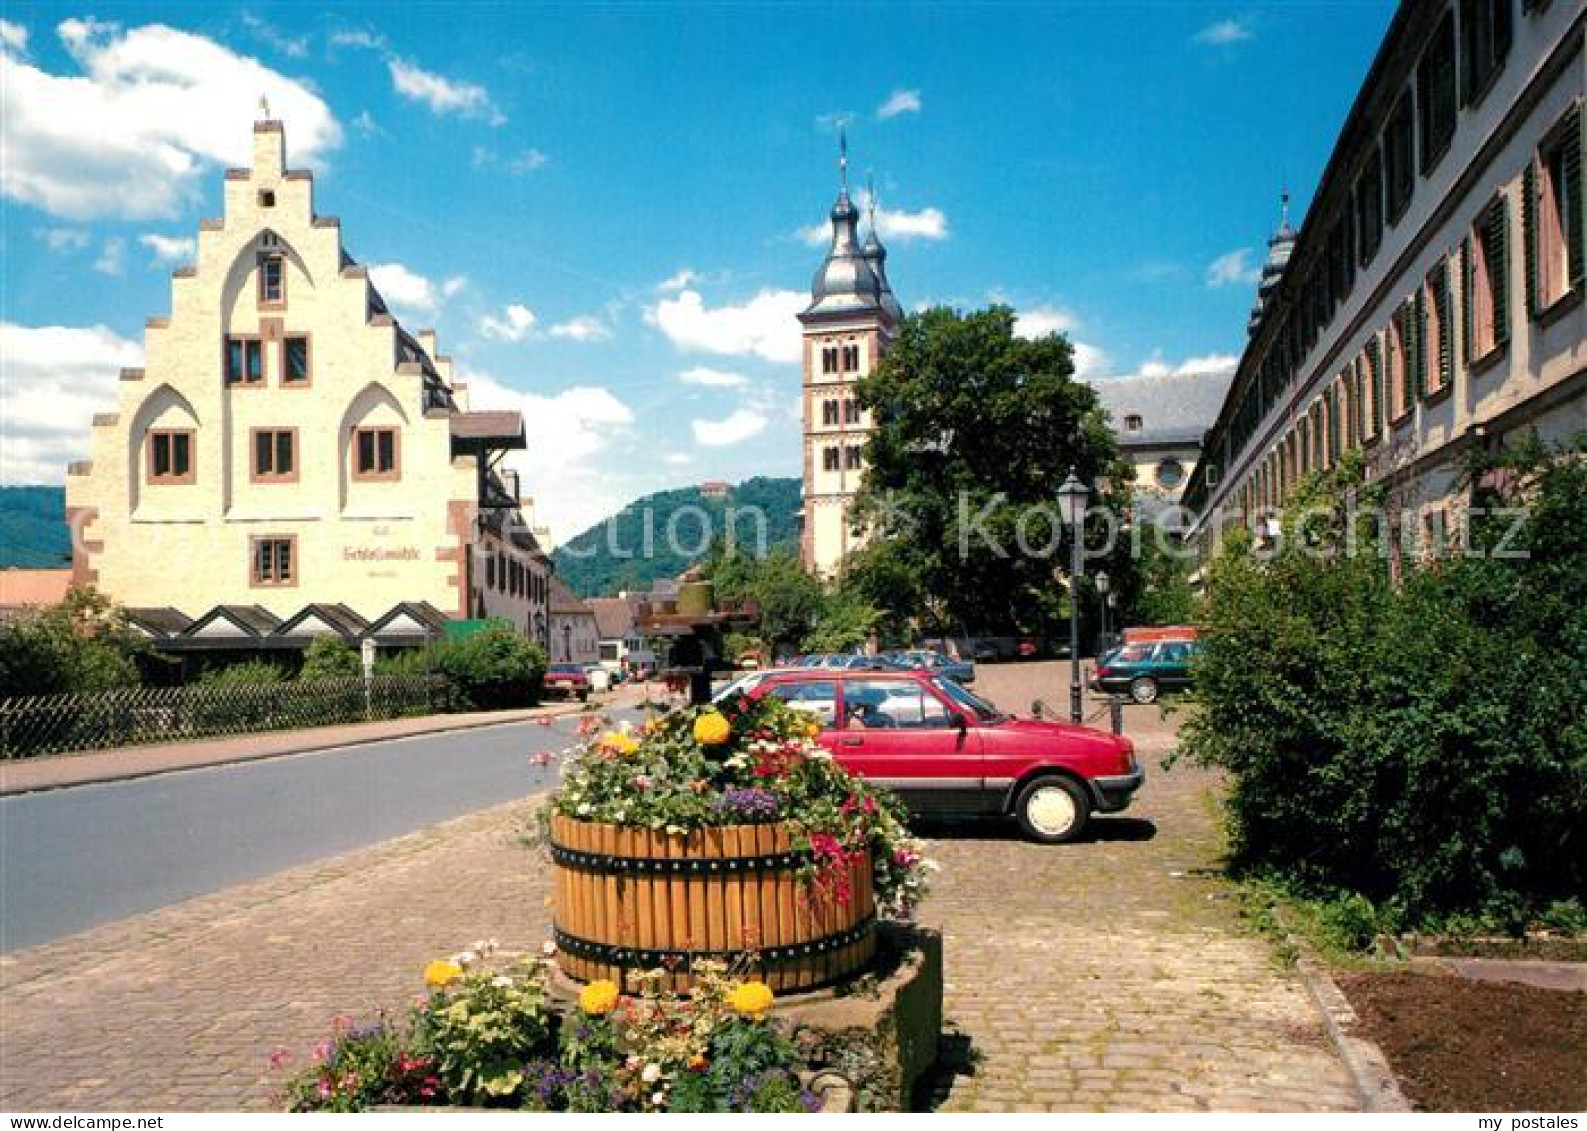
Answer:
877;89;921;119
351;110;386;137
802;199;949;245
329;29;386;51
240;12;308;59
369;263;464;319
647;288;805;365
478;302;537;342
548;315;611;343
1205;248;1261;288
657;269;698;293
472;146;548;174
92;237;126;276
1120;352;1240;380
138;233;196;265
1013;305;1079;339
678;366;749;389
1;18;28;54
663;452;693;467
463;367;635;539
388;57;504;125
35;227;90;252
1195;18;1253;46
0;322;143;484
1;20;342;221
691;408;768;448
1070;342;1109;378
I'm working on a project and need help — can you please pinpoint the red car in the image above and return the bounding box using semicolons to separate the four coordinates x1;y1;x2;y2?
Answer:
744;669;1142;843
544;663;591;701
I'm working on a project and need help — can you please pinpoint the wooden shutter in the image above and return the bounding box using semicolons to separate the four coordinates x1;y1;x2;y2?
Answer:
1523;161;1539;316
1566;105;1584;294
1367;339;1383;439
1489;196;1511;344
1411;292;1426;400
1462;238;1475;366
1436;265;1453;388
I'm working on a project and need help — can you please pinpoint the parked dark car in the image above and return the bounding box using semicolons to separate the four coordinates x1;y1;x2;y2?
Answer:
744;669;1142;842
883;649;976;685
1090;639;1198;704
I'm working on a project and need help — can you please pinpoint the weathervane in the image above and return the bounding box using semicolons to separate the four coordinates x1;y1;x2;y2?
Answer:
838;123;849;190
259;93;271;120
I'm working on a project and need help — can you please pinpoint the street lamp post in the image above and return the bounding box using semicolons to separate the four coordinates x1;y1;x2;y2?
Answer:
1057;471;1091;724
562;622;572;662
1095;570;1110;654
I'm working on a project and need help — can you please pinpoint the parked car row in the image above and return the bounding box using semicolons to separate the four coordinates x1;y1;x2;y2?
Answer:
784;649;976;685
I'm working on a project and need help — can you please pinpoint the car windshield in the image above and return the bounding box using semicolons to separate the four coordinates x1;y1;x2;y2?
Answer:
1112;643;1154;663
933;677;1004;722
548;664;583;674
712;673;763;702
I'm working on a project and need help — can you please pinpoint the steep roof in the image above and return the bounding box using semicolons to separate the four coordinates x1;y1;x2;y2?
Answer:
1089;369;1234;447
588;595;643;639
548;576;594;616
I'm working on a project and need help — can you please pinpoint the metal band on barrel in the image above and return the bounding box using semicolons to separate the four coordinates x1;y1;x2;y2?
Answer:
552;917;876;967
550;841;814;876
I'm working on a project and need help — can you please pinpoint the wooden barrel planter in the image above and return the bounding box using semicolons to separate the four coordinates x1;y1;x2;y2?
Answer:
549;814;876;992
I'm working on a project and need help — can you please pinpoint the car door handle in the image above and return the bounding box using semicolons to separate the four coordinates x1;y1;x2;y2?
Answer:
839;737;863;747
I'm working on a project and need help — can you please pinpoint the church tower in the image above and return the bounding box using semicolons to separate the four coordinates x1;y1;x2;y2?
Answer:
798;139;900;576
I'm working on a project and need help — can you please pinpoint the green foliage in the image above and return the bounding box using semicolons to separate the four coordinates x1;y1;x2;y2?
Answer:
413;957;556;1104
197;658;288;687
801;590;882;652
705;545;825;655
0;586;146;696
1179;436;1586;931
1128;536;1200;627
0;485;71;567
852;305;1136;636
432;626;547;710
552;477;800;598
297;635;362;682
278;1018;442;1112
373;647;435;678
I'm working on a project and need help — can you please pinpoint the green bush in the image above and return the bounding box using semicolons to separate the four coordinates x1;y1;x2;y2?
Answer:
198;659;288;687
298;635;362;682
374;647;435;678
1179;437;1586;931
0;586;144;697
432;626;546;711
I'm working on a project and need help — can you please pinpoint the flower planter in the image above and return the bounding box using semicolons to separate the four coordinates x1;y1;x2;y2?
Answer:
549;814;876;992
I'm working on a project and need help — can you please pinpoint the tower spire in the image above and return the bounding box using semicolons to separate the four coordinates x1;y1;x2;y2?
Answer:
838;125;849;190
865;173;877;236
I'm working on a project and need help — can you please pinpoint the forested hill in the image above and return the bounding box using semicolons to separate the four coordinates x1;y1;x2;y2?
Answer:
552;477;800;597
0;486;71;567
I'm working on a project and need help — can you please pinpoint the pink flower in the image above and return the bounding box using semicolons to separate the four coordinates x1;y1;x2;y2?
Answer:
268;1048;293;1071
316;1079;333;1099
312;1039;334;1063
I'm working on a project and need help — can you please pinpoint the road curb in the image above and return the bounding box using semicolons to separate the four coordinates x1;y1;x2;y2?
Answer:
0;702;601;798
1292;942;1413;1112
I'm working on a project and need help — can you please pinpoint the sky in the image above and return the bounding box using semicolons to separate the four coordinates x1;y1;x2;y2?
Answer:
0;1;1396;540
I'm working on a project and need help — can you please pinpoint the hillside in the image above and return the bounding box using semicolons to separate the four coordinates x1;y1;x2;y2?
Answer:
552;477;800;597
1;486;72;568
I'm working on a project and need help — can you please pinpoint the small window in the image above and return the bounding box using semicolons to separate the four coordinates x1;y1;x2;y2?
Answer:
252;428;297;482
844;444;863;470
225;337;263;384
1155;458;1184;490
1531;110;1583;313
841;344;860;371
258;189;276;209
147;430;194;484
1417;14;1457;176
822;399;839;426
352;426;400;481
1356;147;1384;266
1423;263;1453;396
1460;0;1512;106
821;347;839;374
251;535;296;587
844;399;862;424
1384;92;1416;223
283;336;310;384
822;446;839;472
259;253;285;307
1123;414;1143;432
1467;195;1511;360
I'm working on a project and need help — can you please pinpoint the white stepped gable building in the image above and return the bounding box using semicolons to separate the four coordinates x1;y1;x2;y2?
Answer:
65;116;553;656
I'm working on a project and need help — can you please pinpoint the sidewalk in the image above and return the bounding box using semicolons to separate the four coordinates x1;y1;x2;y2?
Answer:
0;689;640;797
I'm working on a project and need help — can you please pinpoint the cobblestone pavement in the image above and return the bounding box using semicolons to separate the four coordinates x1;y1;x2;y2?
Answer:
0;663;1359;1111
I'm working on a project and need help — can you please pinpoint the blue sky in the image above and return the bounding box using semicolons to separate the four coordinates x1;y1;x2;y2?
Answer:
1;2;1395;538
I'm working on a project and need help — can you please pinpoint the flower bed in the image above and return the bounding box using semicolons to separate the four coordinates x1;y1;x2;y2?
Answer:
543;695;934;990
275;944;829;1112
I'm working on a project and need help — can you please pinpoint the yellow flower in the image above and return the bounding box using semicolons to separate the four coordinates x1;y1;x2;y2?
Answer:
599;731;640;756
580;979;621;1016
424;959;463;989
688;1053;709;1071
727;981;775;1019
693;711;732;746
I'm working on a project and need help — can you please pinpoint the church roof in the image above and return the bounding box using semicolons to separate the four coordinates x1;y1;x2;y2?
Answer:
1089;369;1234;447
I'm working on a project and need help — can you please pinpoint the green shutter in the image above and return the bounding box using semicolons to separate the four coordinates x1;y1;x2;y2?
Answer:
1412;291;1427;400
1437;267;1453;387
1523;160;1540;316
1462;238;1475;366
1489;196;1511;344
1368;339;1383;438
1566;106;1584;293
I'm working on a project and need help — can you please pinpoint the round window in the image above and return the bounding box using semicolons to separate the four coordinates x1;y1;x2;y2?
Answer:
1155;458;1185;489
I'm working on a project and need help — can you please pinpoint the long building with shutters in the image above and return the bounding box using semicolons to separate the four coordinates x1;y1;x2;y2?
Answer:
1181;0;1584;564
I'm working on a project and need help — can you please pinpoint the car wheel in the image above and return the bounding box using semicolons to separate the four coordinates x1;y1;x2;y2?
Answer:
578;691;589;702
1129;677;1159;705
1014;776;1091;844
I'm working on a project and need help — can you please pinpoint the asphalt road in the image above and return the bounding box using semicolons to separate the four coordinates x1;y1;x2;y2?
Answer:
0;712;637;952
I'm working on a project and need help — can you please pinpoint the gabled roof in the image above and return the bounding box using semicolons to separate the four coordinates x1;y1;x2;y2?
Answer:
548;576;594;616
275;603;371;639
181;604;283;639
1089;369;1234;447
123;606;194;638
450;410;526;448
364;601;450;641
588;596;643;639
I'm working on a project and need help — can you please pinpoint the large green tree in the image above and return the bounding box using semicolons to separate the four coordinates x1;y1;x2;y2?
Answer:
851;305;1136;636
